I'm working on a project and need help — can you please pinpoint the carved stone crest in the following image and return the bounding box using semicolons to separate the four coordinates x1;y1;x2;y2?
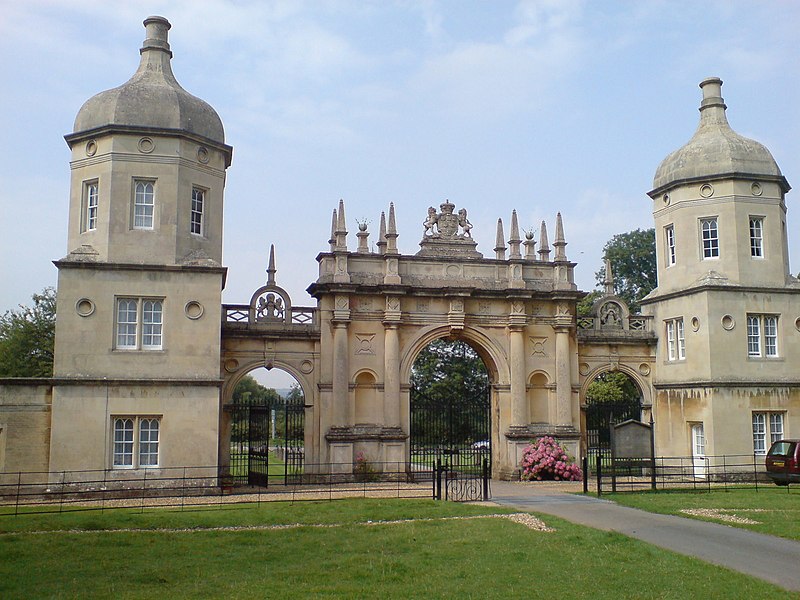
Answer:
423;200;472;238
417;200;482;258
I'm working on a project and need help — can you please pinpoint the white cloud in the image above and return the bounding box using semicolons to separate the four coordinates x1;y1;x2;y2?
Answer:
409;0;586;118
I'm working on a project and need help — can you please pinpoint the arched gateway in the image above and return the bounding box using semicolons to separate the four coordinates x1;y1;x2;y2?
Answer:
220;200;589;479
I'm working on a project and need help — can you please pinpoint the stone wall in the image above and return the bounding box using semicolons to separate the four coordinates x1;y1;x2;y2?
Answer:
0;382;52;473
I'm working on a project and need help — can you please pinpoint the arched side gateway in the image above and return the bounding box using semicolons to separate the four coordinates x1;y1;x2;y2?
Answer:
576;269;657;462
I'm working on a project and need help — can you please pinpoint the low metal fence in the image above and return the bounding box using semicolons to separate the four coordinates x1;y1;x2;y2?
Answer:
587;453;793;495
0;460;490;516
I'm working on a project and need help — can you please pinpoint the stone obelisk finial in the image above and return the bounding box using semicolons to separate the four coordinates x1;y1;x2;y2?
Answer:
538;220;550;262
329;209;337;251
553;212;567;261
266;244;277;285
604;257;615;296
376;211;387;255
508;210;522;259
386;203;399;255
335;199;348;251
494;219;506;260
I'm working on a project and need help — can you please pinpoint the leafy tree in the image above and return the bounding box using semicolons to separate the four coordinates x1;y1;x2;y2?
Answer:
284;383;304;404
585;371;641;405
231;374;281;406
595;228;656;312
577;290;602;317
0;287;56;377
410;339;489;447
411;339;488;399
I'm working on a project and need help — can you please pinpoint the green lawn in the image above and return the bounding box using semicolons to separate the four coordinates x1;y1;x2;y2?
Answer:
0;498;791;599
606;486;800;540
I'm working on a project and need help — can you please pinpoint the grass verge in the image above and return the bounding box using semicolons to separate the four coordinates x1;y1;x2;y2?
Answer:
0;498;791;599
605;486;800;540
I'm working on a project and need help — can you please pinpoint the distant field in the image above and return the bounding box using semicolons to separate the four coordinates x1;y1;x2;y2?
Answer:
606;486;800;541
0;498;791;599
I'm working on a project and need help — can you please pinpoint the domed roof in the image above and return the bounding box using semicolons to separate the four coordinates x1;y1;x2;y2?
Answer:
652;78;785;193
72;16;225;144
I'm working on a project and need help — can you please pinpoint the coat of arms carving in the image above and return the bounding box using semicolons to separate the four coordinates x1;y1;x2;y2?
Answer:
423;200;472;238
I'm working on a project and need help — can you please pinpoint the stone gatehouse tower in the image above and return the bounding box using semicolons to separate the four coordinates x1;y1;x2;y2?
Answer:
50;16;232;474
1;16;798;481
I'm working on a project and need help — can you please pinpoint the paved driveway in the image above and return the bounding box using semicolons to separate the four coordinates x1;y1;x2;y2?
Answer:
490;480;800;593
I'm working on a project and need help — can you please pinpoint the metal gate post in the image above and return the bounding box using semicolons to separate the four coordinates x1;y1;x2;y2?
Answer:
582;455;588;494
435;459;442;500
596;449;602;497
482;458;489;500
650;414;657;491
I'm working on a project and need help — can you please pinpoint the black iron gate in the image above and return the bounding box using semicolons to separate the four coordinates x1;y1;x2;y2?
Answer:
585;399;641;473
410;383;491;500
229;394;305;487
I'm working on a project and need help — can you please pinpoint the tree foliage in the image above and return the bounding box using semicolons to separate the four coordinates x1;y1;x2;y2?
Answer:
576;290;602;317
410;339;488;400
410;339;490;447
231;374;281;405
585;371;641;405
595;228;657;312
0;287;56;377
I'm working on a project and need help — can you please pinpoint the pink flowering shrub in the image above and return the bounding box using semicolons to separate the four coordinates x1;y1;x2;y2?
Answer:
353;451;378;482
520;436;583;481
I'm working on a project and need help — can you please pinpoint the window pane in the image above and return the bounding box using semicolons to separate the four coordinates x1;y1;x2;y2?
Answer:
752;413;766;454
113;418;134;466
665;226;675;266
701;218;719;258
116;299;138;349
770;413;784;444
86;183;98;231
750;218;763;258
764;316;778;357
747;316;761;356
676;319;685;360
141;300;163;349
191;188;204;235
134;181;154;229
666;320;676;361
139;419;160;467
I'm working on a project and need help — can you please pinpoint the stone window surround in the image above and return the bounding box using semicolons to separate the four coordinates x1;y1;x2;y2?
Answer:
191;186;205;236
132;178;156;230
700;216;719;259
115;297;164;351
747;314;778;358
752;411;784;455
81;179;99;233
749;215;765;258
665;317;685;361
112;416;161;468
664;224;676;266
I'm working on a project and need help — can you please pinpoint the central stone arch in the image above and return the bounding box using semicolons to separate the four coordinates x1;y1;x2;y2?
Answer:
400;325;510;476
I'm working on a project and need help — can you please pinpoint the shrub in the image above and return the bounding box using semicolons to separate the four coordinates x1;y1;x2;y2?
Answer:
353;451;378;482
520;436;583;481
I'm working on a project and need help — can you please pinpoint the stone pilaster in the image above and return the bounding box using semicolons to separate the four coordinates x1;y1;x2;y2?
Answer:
383;323;401;428
554;324;572;426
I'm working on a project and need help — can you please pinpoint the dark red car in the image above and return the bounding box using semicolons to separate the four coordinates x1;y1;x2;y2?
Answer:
765;439;800;485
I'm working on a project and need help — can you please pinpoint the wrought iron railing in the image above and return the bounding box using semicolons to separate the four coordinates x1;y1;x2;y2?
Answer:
587;452;792;495
0;460;492;516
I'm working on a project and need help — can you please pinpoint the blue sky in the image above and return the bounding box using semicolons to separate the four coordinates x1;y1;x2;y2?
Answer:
2;0;799;320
